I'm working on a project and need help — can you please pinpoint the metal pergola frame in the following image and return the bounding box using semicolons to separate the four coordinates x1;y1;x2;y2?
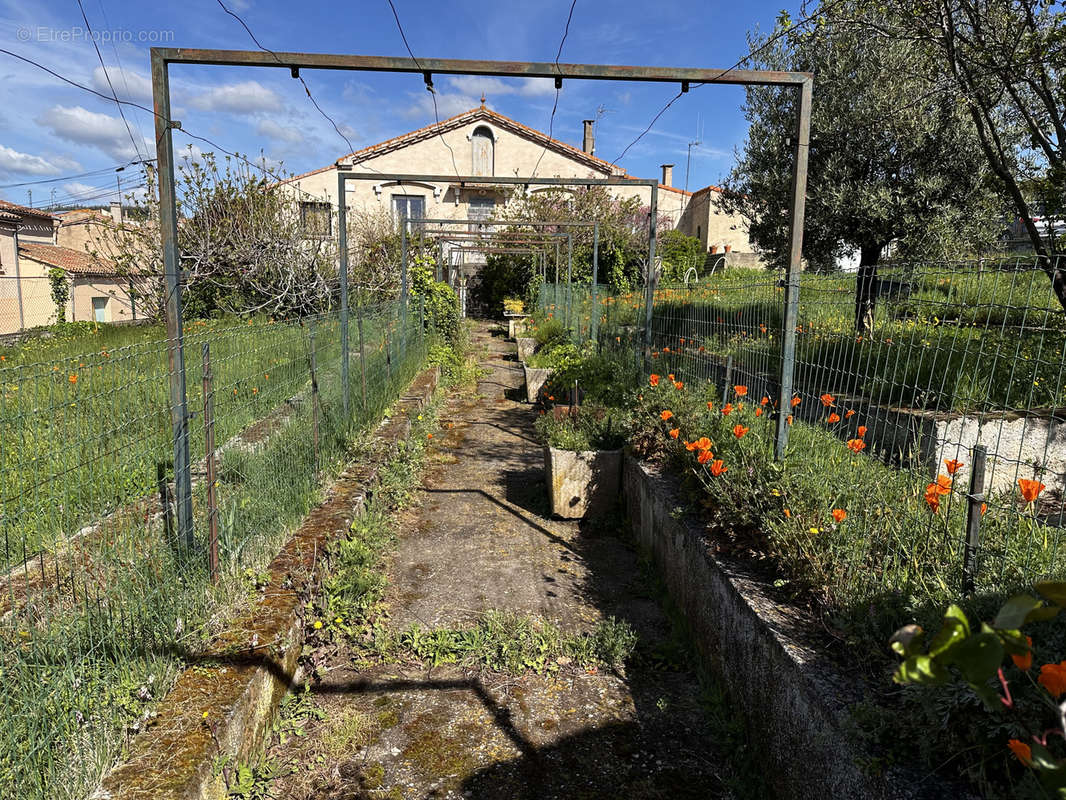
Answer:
151;48;812;545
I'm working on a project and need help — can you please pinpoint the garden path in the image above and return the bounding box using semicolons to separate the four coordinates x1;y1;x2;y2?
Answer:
268;322;741;800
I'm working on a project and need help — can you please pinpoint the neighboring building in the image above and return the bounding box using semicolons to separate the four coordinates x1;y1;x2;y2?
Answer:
279;103;757;285
0;199;146;334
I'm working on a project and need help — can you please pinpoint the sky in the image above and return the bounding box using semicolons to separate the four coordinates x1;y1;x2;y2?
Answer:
0;0;801;209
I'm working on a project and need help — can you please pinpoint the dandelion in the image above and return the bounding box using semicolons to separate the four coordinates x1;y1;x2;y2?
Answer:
809;527;820;534
846;438;866;453
857;425;867;438
826;413;841;424
649;374;660;387
944;459;964;475
1007;739;1033;766
660;410;674;421
1018;478;1046;504
1039;661;1066;697
832;509;846;523
844;409;855;419
313;620;323;630
732;424;749;439
709;459;727;476
1012;636;1033;671
668;428;679;439
734;385;748;397
820;393;835;407
791;396;802;407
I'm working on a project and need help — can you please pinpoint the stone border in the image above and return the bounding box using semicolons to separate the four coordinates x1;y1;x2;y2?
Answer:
93;365;440;800
622;455;975;800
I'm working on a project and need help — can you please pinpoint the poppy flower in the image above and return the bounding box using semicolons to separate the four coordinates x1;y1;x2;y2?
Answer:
820;393;835;407
1012;636;1033;671
760;396;769;406
722;403;733;416
1018;478;1046;504
755;408;763;417
924;492;940;513
759;324;768;333
697;450;713;464
668;374;676;381
427;433;433;439
649;374;660;387
786;414;793;426
783;508;791;518
709;459;727;476
844;409;855;419
857;426;867;438
826;413;841;424
693;437;712;451
674;381;684;390
980;502;987;516
943;458;964;475
846;438;866;453
832;508;847;523
1039;661;1066;697
1007;739;1032;766
732;424;749;439
660;410;673;421
663;347;671;353
68;374;78;384
791;396;802;407
734;385;748;397
679;338;686;345
685;440;698;451
706;401;715;411
933;474;952;494
668;428;679;439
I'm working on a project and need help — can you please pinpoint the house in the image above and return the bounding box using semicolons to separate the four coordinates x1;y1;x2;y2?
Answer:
0;199;147;334
279;102;757;283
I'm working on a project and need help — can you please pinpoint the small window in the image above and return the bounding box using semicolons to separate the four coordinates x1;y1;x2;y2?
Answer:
300;201;332;236
392;195;426;230
468;198;495;232
471;126;494;176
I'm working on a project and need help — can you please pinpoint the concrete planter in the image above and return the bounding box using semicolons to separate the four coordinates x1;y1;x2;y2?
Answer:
506;315;530;340
545;446;622;519
523;365;553;403
516;336;537;362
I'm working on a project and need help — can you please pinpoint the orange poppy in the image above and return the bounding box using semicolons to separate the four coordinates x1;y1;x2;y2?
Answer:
846;438;866;453
732;424;750;439
649;374;660;387
427;433;433;439
1007;739;1033;766
1019;478;1046;504
663;347;671;353
660;410;673;421
693;437;713;451
783;508;791;518
820;393;835;407
1012;636;1033;671
722;403;733;416
760;396;769;406
685;440;698;451
924;492;940;513
944;459;964;475
755;408;764;418
706;401;715;411
709;459;727;476
786;414;793;426
980;502;987;516
832;508;847;523
844;409;855;418
68;374;78;384
668;428;680;439
857;425;867;438
826;413;841;424
674;381;684;390
759;323;768;333
791;396;802;407
734;385;748;397
697;450;713;464
1038;661;1066;697
668;374;676;381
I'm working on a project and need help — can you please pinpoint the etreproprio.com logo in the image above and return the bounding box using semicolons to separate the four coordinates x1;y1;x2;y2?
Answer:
16;26;175;43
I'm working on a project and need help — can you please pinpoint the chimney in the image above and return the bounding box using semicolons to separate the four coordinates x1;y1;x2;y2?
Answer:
661;164;674;187
582;120;595;156
109;201;122;225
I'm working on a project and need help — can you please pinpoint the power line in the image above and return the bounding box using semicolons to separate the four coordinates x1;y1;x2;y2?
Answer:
531;0;578;179
0;161;138;190
75;0;144;161
95;0;149;155
384;0;462;179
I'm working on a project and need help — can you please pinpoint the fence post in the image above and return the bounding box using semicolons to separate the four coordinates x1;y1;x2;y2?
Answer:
962;445;987;594
591;223;600;345
308;324;321;472
642;185;659;356
201;343;219;583
566;233;573;333
357;305;368;413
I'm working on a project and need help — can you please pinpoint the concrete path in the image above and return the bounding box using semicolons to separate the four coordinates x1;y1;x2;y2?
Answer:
269;323;737;800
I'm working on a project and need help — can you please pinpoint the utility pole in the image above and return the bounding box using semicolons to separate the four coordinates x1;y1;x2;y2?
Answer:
27;189;32;208
49;188;56;209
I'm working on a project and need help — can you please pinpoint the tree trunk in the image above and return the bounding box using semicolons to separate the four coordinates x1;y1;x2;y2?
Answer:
854;244;881;334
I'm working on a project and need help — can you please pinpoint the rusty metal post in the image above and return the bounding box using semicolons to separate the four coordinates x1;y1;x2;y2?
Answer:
566;232;573;332
962;446;987;594
201;343;219;583
357;305;368;413
774;77;813;461
642;184;660;353
308;324;320;473
336;170;350;421
151;49;194;550
591;222;600;344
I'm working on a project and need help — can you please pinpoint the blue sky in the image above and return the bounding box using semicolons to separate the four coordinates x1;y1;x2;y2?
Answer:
0;0;800;208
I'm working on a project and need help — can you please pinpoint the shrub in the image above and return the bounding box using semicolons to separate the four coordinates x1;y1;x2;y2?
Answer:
535;405;631;451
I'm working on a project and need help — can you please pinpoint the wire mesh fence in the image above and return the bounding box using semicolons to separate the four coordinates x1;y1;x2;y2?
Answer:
539;256;1066;610
0;297;426;799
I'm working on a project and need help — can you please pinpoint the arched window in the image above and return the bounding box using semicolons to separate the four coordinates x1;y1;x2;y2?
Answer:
471;126;494;177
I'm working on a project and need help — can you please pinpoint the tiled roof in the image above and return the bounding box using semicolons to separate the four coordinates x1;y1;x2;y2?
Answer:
18;242;119;275
281;106;627;185
0;210;18;222
0;199;57;220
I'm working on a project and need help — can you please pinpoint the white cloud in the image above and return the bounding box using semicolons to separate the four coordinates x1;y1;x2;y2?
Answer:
0;144;71;178
187;81;284;114
401;91;480;120
35;105;150;161
445;76;556;98
91;65;153;104
256;119;304;145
